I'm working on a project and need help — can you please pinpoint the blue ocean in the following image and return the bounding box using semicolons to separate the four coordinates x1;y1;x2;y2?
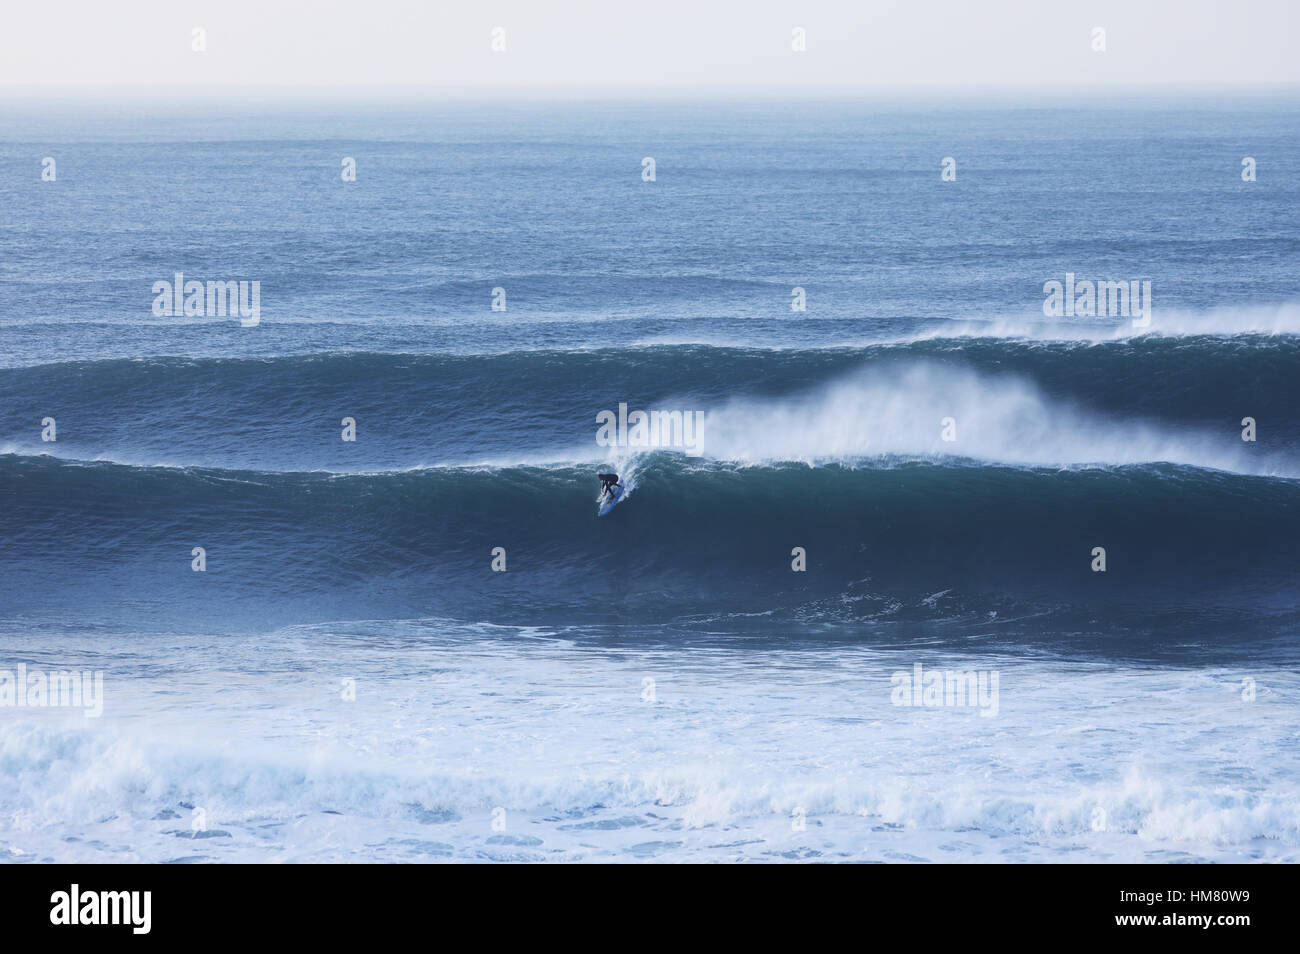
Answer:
2;93;1298;862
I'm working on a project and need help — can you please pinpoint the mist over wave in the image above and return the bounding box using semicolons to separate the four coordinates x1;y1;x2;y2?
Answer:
698;361;1295;476
919;301;1300;342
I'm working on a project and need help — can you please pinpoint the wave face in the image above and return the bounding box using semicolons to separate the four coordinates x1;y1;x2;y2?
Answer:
4;451;1298;650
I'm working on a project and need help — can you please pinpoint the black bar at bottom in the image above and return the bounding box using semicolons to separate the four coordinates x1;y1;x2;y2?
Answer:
0;863;1284;941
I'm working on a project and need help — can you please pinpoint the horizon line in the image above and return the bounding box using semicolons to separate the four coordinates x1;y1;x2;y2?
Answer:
2;81;1298;101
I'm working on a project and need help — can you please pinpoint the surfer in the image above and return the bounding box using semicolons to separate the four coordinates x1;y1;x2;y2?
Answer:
597;472;620;500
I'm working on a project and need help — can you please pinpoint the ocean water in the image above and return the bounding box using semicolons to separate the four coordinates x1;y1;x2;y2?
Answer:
1;93;1299;862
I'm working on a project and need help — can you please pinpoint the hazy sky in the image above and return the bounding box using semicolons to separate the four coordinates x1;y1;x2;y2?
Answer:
2;0;1298;89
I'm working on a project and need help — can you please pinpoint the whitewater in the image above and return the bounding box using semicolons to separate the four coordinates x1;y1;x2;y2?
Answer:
2;624;1296;863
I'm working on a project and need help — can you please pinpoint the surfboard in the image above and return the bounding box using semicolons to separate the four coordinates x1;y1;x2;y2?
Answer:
598;483;625;517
